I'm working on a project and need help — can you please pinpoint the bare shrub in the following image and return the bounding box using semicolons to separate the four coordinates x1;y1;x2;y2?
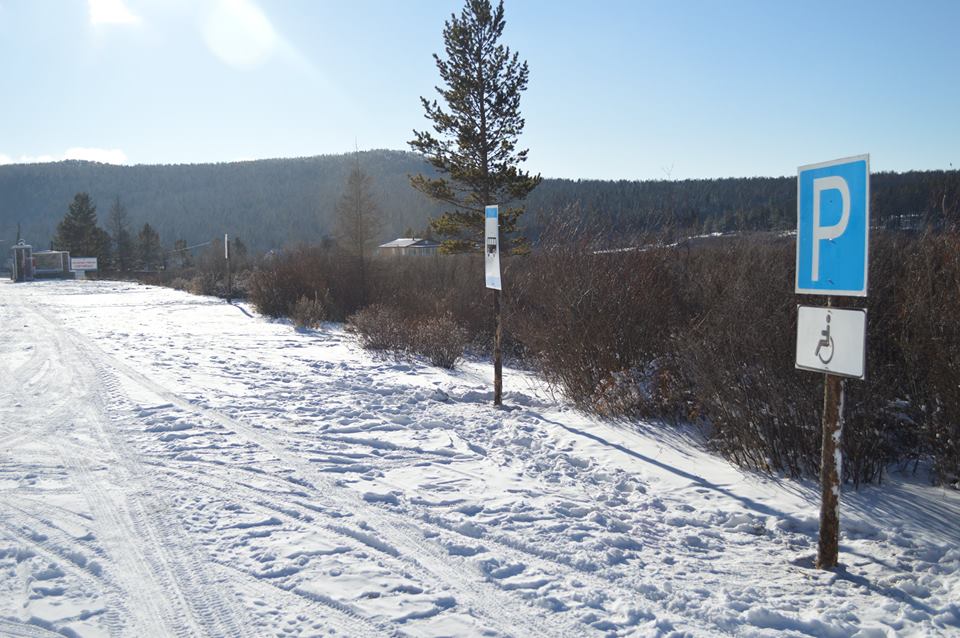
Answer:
237;219;960;486
291;292;330;329
188;272;221;297
413;312;469;369
894;232;960;486
511;223;948;485
347;304;410;352
168;277;190;291
674;238;823;478
592;357;691;420
370;254;490;348
248;246;349;320
510;218;687;417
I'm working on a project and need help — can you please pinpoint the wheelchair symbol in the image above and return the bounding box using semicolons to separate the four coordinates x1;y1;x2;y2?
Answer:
815;314;834;364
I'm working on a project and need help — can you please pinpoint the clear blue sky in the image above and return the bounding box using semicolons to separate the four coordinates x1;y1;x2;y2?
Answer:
1;0;957;179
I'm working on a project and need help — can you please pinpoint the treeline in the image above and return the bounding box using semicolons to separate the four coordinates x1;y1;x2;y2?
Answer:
0;151;441;254
523;170;960;240
47;191;249;278
2;151;958;253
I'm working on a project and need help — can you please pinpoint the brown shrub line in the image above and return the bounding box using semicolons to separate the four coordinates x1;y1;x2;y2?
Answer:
244;230;960;487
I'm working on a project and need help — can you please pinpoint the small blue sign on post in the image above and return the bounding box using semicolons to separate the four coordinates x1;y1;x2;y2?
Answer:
485;205;501;290
796;155;870;297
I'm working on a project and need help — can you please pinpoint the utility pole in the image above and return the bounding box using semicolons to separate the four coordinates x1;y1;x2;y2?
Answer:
225;233;232;304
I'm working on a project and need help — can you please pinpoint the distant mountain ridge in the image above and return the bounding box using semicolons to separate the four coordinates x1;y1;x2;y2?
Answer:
1;150;956;252
0;150;442;252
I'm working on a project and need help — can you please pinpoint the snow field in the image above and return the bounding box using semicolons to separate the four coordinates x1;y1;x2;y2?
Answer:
0;279;958;637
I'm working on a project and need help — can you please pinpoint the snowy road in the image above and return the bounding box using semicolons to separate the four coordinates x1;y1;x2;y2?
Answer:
1;280;958;637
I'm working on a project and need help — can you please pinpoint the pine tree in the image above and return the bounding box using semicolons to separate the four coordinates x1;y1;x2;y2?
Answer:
409;0;540;254
409;0;539;405
54;193;110;263
335;157;383;304
137;223;163;271
108;196;135;272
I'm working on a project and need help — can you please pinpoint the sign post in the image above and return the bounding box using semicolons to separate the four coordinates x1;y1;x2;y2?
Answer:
70;257;98;280
485;206;503;405
225;233;232;304
795;154;869;570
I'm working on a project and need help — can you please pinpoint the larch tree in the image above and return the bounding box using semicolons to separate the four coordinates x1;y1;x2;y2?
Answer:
409;0;540;405
108;196;135;273
335;156;383;304
137;223;163;271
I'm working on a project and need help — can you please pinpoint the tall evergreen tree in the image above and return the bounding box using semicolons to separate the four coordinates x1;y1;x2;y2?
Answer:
53;192;111;263
335;156;383;303
108;196;134;272
137;223;163;271
409;0;540;253
410;0;539;405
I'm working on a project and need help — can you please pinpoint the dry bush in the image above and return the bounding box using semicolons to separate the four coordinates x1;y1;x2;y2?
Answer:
674;238;823;478
510;219;689;418
347;303;468;369
243;222;960;486
510;224;955;486
347;304;410;352
369;254;491;348
894;232;960;485
413;312;469;369
188;272;221;297
248;246;353;320
291;292;330;329
168;277;191;291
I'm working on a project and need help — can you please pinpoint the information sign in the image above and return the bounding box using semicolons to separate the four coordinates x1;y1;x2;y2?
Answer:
485;205;501;290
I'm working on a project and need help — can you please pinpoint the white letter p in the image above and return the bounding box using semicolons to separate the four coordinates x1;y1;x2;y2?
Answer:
812;176;850;282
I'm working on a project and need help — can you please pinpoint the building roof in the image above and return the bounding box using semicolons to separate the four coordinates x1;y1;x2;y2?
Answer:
378;238;441;249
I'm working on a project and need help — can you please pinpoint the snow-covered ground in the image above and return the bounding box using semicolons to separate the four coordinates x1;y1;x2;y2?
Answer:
1;279;958;638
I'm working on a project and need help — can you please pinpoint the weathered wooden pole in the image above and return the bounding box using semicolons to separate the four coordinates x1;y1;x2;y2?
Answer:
493;287;503;405
225;233;232;304
816;372;844;569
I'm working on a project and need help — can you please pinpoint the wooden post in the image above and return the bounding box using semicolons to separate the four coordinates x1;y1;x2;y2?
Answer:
493;288;503;406
817;295;844;570
817;372;844;569
225;233;232;304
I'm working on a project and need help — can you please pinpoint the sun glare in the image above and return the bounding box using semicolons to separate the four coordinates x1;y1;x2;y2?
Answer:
88;0;140;26
203;0;278;70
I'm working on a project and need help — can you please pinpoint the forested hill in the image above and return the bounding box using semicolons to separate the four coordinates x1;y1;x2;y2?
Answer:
0;151;443;253
1;149;957;252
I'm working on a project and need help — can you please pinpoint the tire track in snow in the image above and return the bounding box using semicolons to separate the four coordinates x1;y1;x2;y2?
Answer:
215;561;397;638
133;460;401;637
18;295;256;638
73;332;577;638
0;618;66;638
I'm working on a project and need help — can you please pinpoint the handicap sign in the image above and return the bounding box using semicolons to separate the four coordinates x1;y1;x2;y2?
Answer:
795;155;869;297
796;305;867;379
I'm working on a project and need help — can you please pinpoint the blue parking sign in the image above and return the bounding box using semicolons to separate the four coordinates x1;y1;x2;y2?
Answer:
796;155;870;296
